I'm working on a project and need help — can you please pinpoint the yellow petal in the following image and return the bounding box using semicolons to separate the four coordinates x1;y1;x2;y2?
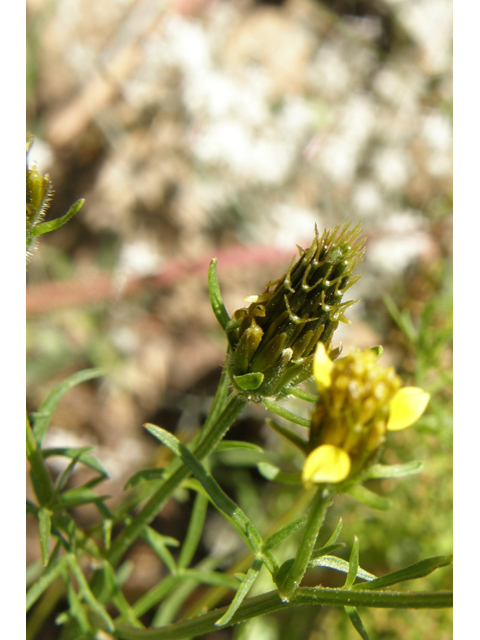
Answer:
387;387;430;431
313;342;333;390
302;445;351;487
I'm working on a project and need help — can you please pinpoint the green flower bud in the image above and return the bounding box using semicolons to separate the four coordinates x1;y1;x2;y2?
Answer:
26;134;53;258
227;223;365;399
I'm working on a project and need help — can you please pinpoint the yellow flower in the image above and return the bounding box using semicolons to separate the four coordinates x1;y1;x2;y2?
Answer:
302;343;430;488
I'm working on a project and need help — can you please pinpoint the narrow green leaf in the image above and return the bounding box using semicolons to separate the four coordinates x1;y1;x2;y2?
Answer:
26;415;54;506
361;461;424;481
383;295;418;344
289;388;318;403
183;569;240;591
26;555;70;611
266;418;309;453
346;485;392;510
31;199;84;236
311;543;345;559
322;518;343;547
144;423;263;553
32;368;103;446
151;557;229;627
352;555;453;591
141;527;178;575
53;452;86;496
57;486;109;509
181;478;209;497
262;399;311;427
345;537;360;588
102;562;144;629
26;562;43;587
177;491;209;569
263;517;307;551
261;550;279;577
215;441;264;453
124;468;165;489
38;508;52;566
132;575;180;618
257;462;302;485
215;560;262;627
66;555;114;632
233;372;264;391
208;258;231;331
107;394;248;568
66;579;92;634
309;555;376;583
345;606;370;640
103;519;113;551
200;364;231;432
42;446;108;478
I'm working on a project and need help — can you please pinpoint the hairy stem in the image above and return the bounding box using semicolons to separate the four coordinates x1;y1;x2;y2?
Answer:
115;587;453;640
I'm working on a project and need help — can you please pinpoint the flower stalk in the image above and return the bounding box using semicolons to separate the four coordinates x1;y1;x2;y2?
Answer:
277;486;332;602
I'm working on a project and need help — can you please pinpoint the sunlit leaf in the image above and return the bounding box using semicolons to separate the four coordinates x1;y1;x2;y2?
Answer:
352;555;453;591
30;199;84;236
208;258;231;331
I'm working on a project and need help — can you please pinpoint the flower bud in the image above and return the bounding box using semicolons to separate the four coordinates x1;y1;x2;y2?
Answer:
227;223;365;398
26;135;53;257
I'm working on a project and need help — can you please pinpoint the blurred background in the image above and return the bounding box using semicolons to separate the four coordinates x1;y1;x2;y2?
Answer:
26;0;452;638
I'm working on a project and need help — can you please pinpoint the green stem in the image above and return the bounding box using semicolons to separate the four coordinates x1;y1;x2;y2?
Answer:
279;486;331;602
180;490;313;619
114;587;453;640
26;579;65;640
107;393;247;566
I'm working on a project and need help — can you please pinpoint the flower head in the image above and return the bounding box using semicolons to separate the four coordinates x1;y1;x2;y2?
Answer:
227;223;365;399
302;343;430;487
